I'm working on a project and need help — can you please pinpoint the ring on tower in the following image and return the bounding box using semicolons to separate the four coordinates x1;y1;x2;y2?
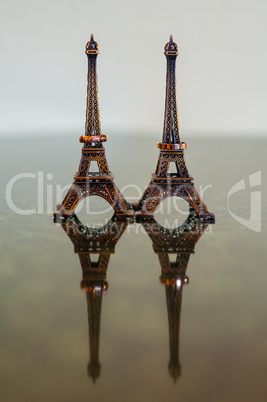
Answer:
54;35;134;221
134;35;215;222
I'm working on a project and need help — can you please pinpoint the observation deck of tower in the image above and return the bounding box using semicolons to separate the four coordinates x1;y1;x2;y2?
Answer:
134;35;215;221
54;34;133;220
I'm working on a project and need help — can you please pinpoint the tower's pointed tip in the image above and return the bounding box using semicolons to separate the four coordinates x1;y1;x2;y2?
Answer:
164;35;178;56
85;34;99;54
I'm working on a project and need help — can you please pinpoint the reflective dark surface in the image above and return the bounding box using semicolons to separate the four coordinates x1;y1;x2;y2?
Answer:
0;134;266;401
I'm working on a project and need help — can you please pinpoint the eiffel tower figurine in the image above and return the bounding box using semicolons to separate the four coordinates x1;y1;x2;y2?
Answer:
55;35;133;221
58;214;128;382
135;36;215;222
142;215;209;381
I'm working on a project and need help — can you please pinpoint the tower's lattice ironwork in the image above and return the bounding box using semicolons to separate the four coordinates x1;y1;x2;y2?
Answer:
55;35;133;220
135;36;214;221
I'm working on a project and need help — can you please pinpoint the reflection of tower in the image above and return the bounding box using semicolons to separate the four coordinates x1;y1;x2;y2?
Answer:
135;36;214;221
142;216;209;381
163;277;186;381
58;214;127;382
83;280;107;382
55;35;133;219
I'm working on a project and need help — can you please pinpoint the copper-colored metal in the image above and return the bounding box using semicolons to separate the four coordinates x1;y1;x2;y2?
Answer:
135;36;215;222
57;213;128;382
54;35;133;221
157;142;187;150
142;214;210;381
79;134;107;143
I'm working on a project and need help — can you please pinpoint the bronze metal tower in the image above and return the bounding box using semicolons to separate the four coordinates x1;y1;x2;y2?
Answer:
55;35;133;220
135;36;215;221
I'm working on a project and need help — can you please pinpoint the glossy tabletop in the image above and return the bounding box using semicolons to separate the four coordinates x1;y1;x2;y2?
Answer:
0;133;266;402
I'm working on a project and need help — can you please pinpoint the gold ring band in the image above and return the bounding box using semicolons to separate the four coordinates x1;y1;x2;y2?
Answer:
79;135;107;143
157;142;187;150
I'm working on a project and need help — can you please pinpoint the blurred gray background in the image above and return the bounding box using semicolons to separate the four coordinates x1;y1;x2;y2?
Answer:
1;0;266;137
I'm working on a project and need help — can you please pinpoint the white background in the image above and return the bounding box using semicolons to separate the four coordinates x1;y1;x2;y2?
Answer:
1;0;266;137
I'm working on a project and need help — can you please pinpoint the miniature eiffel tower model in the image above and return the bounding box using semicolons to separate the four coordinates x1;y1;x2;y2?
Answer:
59;214;128;382
142;216;209;381
135;36;215;221
55;35;133;220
